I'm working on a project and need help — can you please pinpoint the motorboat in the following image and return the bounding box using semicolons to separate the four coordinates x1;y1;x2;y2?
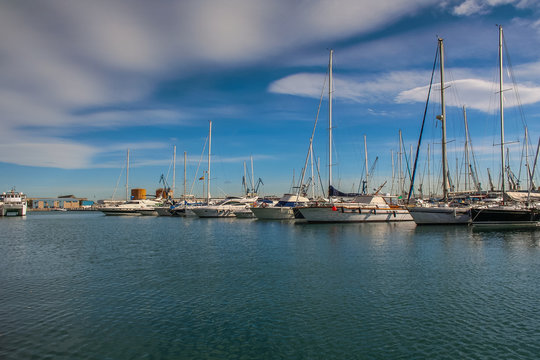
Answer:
251;194;308;220
99;199;160;216
191;196;258;218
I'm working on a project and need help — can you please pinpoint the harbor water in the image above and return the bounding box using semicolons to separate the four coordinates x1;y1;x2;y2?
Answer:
1;212;539;359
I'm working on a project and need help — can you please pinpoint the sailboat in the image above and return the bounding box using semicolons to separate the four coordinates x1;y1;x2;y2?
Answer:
100;149;160;215
295;50;412;223
406;38;471;225
470;26;540;227
191;121;258;218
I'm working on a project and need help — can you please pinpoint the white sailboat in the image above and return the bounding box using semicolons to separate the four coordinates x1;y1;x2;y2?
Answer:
99;149;160;216
407;38;471;225
190;121;258;218
294;49;412;223
297;194;412;223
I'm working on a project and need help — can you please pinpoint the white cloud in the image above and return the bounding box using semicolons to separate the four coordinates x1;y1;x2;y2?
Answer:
270;71;431;103
2;0;539;171
452;0;540;16
271;64;540;113
0;140;98;169
397;61;540;112
453;0;490;15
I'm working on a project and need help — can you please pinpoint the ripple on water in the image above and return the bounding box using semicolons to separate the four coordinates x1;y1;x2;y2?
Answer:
0;215;539;359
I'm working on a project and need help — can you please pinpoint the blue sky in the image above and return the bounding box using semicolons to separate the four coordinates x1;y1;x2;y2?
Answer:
1;0;540;200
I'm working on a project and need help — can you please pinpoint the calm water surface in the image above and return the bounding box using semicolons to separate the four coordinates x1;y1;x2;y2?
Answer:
1;212;539;359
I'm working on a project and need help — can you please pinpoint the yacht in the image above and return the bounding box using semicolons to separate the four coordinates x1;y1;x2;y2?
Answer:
1;189;27;216
99;199;160;216
191;196;258;218
251;194;308;220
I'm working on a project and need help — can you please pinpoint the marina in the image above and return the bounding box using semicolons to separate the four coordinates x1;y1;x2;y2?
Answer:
2;2;540;359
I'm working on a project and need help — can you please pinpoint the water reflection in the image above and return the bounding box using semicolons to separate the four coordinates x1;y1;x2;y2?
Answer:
2;213;540;360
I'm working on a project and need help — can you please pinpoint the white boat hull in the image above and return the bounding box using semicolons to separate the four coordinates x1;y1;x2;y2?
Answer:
1;203;27;216
100;209;142;216
297;206;413;223
408;206;470;225
192;206;240;218
251;207;295;220
138;209;159;216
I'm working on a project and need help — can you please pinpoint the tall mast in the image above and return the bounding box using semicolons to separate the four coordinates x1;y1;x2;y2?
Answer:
390;149;395;195
499;25;506;199
207;120;212;204
463;106;470;191
126;148;130;202
399;130;403;196
243;161;248;195
310;142;315;199
438;38;449;201
328;49;333;195
364;134;369;194
525;127;530;191
250;155;255;196
183;151;187;202
172;145;176;198
427;144;431;198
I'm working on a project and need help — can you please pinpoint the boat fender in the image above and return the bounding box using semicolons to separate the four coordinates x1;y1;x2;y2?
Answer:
393;211;396;217
358;209;361;214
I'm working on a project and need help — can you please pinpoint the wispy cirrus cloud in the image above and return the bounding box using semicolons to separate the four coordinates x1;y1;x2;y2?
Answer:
451;0;540;16
0;0;442;169
270;61;540;113
269;71;429;103
2;0;540;172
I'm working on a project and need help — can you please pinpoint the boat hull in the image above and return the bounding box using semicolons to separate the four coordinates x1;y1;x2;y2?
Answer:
407;206;470;225
251;207;295;220
1;204;27;216
155;207;173;216
297;206;413;223
100;209;142;216
470;207;540;227
192;207;239;218
234;210;255;218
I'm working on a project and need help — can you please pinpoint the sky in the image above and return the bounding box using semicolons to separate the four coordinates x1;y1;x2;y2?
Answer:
1;0;540;200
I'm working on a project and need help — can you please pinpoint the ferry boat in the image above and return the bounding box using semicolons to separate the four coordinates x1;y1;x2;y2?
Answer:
1;189;27;216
